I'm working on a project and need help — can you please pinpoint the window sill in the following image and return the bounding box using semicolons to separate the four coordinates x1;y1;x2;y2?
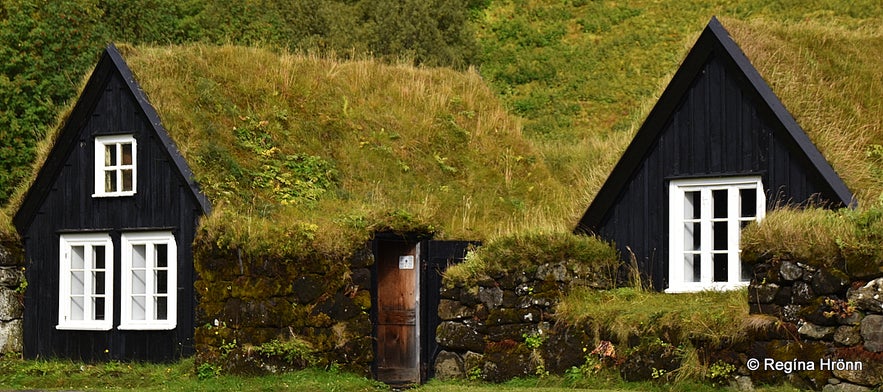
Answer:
665;282;749;293
118;323;176;331
56;324;112;331
92;192;136;198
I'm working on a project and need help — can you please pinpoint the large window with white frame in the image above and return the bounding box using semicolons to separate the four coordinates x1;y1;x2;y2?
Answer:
94;134;136;197
58;233;114;330
120;232;177;330
667;176;765;293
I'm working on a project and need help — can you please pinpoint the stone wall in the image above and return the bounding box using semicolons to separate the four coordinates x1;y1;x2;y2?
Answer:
434;261;612;382
747;257;883;390
193;238;374;375
0;232;23;354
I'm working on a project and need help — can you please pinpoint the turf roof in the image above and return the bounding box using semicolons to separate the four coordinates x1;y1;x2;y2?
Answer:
115;44;570;254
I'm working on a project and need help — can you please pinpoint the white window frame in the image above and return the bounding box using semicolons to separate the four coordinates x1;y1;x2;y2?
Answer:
94;134;136;197
58;233;114;331
667;176;765;293
119;232;177;330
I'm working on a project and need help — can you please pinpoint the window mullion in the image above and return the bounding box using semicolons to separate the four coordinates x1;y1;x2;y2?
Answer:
729;186;741;284
146;243;155;322
700;188;712;284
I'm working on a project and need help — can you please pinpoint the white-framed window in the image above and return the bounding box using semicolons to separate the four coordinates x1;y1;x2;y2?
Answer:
94;134;136;197
120;232;177;330
667;176;765;293
58;233;114;330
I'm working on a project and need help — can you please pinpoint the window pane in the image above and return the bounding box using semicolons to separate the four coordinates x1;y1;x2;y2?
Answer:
71;246;85;269
70;296;84;320
156;270;168;294
713;253;728;282
156;244;168;268
121;143;132;165
121;169;133;192
713;189;728;219
684;253;700;282
94;297;105;320
684;222;701;251
740;188;757;218
70;271;84;295
684;191;700;219
132;269;146;294
741;261;752;282
105;170;117;192
156;297;168;320
94;246;105;269
132;296;146;320
105;144;116;166
94;271;105;295
133;244;147;268
713;221;728;250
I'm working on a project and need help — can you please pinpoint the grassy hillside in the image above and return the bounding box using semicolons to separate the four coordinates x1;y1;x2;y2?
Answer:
476;0;883;209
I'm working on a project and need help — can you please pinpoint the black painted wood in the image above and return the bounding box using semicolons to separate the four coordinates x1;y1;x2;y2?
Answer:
14;45;208;361
575;18;854;291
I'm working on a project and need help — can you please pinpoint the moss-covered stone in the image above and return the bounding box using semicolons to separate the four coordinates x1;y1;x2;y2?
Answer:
482;340;535;382
437;321;485;352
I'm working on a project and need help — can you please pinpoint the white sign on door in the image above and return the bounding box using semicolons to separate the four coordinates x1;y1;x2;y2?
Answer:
399;255;415;270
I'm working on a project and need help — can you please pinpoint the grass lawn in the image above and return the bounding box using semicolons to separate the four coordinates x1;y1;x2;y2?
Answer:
0;355;806;392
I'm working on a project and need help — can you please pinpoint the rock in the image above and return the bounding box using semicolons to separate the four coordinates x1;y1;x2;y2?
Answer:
860;315;883;352
813;269;850;295
793;281;816;305
781;261;804;281
436;321;485;352
350;268;371;290
799;322;836;339
849;278;883;314
485;308;541;326
619;341;681;382
479;286;503;309
536;263;570;282
0;319;22;353
291;275;324;304
0;268;22;287
822;382;871;392
482;342;535;382
730;375;755;391
463;351;484;376
749;283;780;304
750;303;782;318
433;351;464;380
540;325;594;374
834;326;862;346
832;352;883;387
782;305;802;324
0;289;23;321
438;299;473;321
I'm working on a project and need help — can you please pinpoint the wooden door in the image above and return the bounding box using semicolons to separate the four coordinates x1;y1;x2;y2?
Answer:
375;240;420;384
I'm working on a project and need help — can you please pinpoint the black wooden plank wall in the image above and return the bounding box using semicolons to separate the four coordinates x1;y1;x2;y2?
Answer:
596;53;843;291
22;71;201;361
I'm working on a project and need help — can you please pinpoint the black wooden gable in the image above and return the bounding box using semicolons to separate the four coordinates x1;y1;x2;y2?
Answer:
574;17;853;290
13;44;210;232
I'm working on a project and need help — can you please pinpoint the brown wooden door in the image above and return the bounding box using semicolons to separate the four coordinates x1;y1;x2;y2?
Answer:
375;240;420;384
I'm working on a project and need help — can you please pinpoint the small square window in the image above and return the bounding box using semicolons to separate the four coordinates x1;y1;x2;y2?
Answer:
94;135;136;197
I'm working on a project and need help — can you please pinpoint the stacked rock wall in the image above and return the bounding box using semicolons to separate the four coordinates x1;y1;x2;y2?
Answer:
0;232;23;354
434;262;611;382
193;238;374;375
747;257;883;390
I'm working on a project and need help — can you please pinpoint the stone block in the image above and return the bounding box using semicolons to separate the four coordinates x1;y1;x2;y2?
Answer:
834;326;862;346
860;315;883;352
0;268;22;287
0;319;22;353
813;269;849;295
793;281;816;305
822;382;871;392
436;321;485;352
0;289;23;321
434;351;464;380
438;299;473;321
798;321;836;340
748;283;779;304
478;286;503;309
780;260;804;281
849;278;883;314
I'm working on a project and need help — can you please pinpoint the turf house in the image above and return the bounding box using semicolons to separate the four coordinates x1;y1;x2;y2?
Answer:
575;18;855;293
9;43;564;383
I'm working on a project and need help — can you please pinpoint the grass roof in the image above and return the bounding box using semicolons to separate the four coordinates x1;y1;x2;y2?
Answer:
116;44;573;256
